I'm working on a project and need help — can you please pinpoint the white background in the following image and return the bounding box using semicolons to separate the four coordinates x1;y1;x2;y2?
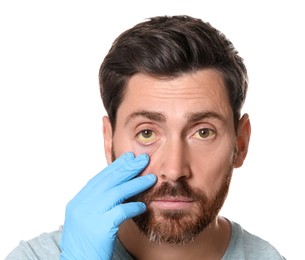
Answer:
0;1;304;259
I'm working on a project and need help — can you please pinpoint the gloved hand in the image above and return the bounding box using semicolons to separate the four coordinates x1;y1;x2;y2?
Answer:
60;152;156;260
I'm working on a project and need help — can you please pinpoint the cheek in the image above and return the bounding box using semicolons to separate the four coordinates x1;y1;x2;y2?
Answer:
190;144;235;194
193;149;232;176
112;131;134;158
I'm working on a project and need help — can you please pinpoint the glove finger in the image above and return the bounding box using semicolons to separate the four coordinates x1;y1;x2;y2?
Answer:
67;173;156;214
107;202;147;227
105;174;157;206
76;153;149;200
100;154;151;190
87;152;136;186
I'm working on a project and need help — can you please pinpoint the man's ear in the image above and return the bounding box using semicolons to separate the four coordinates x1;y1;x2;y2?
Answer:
234;113;251;168
102;116;113;164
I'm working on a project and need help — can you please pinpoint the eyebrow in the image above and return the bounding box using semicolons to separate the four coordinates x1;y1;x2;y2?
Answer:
125;111;166;126
186;111;225;124
125;110;225;126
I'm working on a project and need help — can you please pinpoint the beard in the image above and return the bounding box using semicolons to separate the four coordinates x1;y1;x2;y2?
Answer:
112;148;234;245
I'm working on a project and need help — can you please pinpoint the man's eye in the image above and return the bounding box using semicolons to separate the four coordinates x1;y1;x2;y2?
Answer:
136;129;156;144
193;128;215;140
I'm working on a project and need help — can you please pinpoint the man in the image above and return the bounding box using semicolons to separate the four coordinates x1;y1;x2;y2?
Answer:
6;15;285;259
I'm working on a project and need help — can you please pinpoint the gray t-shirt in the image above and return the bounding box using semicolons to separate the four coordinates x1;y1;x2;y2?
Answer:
5;221;285;259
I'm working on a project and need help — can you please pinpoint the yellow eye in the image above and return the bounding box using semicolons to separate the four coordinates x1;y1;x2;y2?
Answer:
136;129;156;144
193;128;215;140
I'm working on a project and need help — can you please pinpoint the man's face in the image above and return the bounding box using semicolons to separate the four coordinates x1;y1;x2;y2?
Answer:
103;69;249;244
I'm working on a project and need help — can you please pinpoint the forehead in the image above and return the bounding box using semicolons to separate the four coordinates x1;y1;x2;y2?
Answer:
117;69;233;123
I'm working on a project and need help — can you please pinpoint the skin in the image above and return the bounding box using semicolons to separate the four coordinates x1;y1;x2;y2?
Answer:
103;68;251;259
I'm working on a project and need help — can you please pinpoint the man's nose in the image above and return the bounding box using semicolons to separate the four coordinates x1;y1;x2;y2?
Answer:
155;138;191;182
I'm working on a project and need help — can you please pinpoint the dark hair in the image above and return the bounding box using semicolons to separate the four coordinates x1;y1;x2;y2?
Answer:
99;15;248;130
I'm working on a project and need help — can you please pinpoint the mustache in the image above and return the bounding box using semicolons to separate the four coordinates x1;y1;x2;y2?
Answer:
136;180;207;204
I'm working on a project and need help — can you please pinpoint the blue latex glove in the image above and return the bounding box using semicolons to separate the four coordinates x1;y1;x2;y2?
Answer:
60;152;156;260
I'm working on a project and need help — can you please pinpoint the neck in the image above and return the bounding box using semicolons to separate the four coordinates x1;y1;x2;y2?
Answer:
118;216;231;260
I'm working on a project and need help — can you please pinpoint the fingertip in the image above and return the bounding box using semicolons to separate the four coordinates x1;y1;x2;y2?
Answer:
138;202;147;211
135;153;149;162
112;202;147;226
146;173;157;182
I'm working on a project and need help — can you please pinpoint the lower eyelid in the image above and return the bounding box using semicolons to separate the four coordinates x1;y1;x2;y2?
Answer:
136;139;157;146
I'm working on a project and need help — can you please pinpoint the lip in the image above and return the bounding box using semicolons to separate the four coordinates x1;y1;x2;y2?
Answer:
150;197;195;210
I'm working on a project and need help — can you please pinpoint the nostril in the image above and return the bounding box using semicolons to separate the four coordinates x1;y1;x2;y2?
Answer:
158;171;189;182
160;173;167;180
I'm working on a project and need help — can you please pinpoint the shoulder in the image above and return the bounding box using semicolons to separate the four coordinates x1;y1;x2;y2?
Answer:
223;221;286;260
5;227;62;260
113;238;134;260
